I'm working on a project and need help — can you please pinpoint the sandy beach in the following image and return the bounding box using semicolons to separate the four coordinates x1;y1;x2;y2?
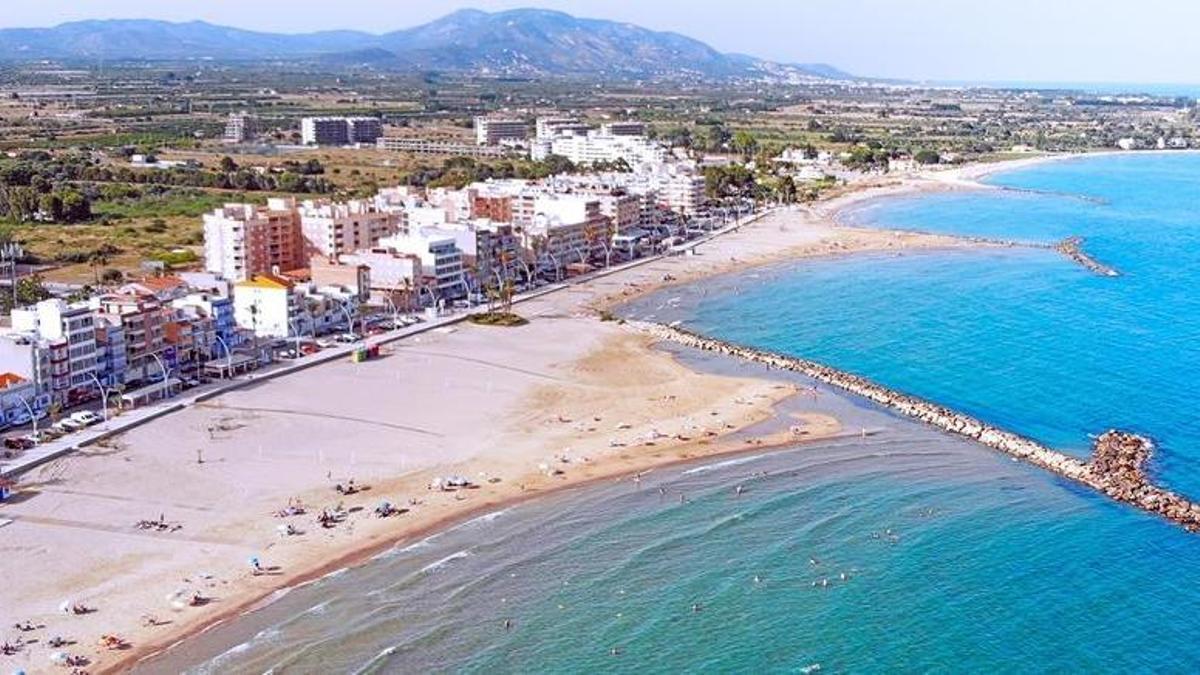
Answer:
0;157;1043;674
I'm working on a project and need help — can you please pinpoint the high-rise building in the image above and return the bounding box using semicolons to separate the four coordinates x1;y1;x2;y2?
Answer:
347;117;383;144
224;113;257;143
300;117;382;146
203;198;305;282
297;199;400;259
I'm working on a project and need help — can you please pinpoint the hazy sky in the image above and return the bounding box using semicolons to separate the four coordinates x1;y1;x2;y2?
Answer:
1;0;1197;84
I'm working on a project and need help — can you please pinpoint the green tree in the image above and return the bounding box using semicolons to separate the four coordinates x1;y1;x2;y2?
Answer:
732;131;758;159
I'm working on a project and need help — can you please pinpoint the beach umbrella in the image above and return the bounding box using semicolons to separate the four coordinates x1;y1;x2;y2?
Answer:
48;652;67;665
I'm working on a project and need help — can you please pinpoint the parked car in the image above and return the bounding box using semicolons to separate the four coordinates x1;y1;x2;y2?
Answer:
70;410;102;426
53;418;85;433
315;338;336;348
4;436;35;450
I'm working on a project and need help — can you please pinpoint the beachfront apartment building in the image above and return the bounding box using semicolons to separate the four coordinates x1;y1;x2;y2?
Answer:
94;295;168;383
233;274;362;339
376;232;466;301
93;319;128;388
301;117;383;146
10;299;99;405
298;199;400;259
337;249;423;309
474;117;528;145
517;195;609;276
203;198;305;283
233;274;300;339
0;333;68;408
172;291;243;356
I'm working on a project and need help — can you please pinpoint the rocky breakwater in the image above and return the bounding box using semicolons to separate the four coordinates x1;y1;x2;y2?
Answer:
633;321;1200;533
1088;431;1200;531
1055;236;1119;277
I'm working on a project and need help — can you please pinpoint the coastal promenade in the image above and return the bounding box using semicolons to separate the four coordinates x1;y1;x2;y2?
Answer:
634;321;1200;533
0;211;770;483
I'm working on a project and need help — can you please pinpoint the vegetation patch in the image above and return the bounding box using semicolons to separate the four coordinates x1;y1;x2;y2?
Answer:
467;311;529;327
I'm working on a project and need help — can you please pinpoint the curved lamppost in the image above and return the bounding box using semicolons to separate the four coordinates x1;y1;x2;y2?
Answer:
148;352;170;401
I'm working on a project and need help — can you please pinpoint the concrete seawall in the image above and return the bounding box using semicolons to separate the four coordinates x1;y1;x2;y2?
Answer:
634;320;1200;532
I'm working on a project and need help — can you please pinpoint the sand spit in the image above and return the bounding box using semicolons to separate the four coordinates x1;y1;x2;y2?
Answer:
634;322;1200;533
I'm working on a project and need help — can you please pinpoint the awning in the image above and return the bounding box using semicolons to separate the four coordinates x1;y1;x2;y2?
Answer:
120;378;182;402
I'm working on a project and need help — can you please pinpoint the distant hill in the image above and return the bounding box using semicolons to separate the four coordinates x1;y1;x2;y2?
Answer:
0;8;858;82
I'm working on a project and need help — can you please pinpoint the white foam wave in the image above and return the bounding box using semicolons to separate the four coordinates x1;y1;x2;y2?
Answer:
420;549;472;574
680;454;765;476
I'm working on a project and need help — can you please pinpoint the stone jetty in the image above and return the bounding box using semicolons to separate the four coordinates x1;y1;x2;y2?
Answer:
1054;236;1119;276
634;321;1200;532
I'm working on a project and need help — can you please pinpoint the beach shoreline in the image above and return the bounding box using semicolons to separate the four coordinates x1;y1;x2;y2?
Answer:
0;151;1112;674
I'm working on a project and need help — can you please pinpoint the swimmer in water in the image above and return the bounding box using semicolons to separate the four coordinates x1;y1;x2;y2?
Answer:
692;603;703;613
735;485;744;497
504;618;513;631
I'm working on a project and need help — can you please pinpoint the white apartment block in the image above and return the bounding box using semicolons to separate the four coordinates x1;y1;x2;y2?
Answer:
11;299;99;396
298;199;400;259
376;232;466;300
533;132;667;168
474;117;528;145
536;116;589;140
301;117;382;146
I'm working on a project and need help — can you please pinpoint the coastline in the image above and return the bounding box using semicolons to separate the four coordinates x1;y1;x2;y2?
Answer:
0;151;1134;674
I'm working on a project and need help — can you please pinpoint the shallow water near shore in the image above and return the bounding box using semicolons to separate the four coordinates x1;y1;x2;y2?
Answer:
143;348;1200;674
149;153;1200;673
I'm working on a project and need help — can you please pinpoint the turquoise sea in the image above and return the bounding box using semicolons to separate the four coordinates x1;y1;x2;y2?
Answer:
146;153;1200;674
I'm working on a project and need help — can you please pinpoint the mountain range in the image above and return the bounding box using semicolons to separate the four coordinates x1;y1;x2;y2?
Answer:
0;8;856;82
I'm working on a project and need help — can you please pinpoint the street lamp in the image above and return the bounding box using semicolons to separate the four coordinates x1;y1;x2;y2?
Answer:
148;352;170;401
214;334;233;375
18;395;38;438
332;298;355;338
85;372;111;422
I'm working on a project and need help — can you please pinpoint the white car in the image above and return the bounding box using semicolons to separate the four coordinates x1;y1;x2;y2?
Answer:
53;418;85;433
70;410;102;426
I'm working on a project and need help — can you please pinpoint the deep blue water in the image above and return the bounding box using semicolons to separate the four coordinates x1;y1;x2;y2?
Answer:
780;153;1200;494
154;154;1200;674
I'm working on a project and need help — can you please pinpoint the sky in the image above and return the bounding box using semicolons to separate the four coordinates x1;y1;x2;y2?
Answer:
1;0;1198;84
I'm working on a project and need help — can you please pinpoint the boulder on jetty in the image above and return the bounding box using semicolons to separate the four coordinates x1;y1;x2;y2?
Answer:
1055;236;1119;277
1087;430;1200;531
